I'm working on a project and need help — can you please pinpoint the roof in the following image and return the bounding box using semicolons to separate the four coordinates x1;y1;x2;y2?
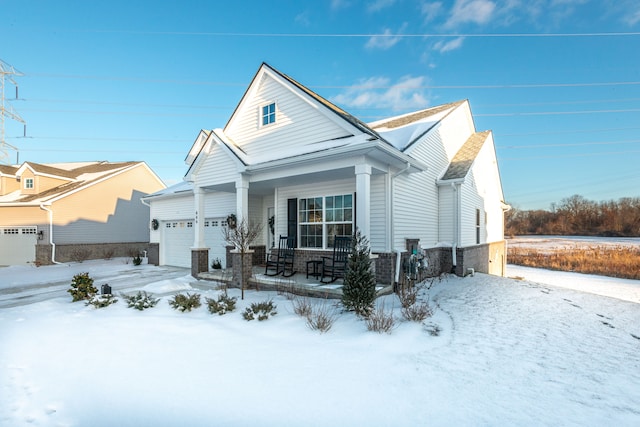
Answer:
0;165;18;175
440;131;491;181
0;161;147;204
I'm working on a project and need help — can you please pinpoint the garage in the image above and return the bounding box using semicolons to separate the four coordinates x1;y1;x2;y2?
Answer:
161;218;227;268
0;226;38;266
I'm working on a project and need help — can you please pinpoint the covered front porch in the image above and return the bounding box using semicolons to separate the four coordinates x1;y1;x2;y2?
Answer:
198;266;393;299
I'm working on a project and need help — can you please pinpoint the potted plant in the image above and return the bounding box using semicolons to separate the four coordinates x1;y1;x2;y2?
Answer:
211;258;222;270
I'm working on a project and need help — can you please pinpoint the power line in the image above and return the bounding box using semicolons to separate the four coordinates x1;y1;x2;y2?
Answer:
499;149;640;161
498;139;640;149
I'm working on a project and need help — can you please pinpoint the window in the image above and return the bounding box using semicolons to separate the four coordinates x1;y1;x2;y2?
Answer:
476;209;481;244
24;178;34;189
299;194;353;249
261;102;276;126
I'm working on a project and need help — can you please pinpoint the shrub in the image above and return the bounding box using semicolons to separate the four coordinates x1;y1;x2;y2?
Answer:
70;248;92;263
341;230;377;317
169;292;202;312
365;303;396;334
122;291;160;310
206;294;237;315
102;248;115;260
292;296;313;318
132;255;143;266
86;294;118;308
306;302;338;333
211;258;222;269
68;272;98;302
243;299;277;321
398;285;433;322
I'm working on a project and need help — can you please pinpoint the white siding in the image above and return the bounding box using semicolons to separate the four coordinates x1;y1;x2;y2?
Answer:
277;178;355;249
149;194;194;244
438;185;455;244
369;173;387;252
225;74;351;159
460;180;484;247
195;143;239;188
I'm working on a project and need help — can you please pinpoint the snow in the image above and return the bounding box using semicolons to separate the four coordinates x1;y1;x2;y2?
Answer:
1;259;639;426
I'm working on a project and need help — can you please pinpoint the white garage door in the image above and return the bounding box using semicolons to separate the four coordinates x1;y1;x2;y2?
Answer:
161;218;227;268
0;226;38;266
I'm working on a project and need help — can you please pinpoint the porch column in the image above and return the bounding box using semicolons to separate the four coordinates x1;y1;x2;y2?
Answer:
236;174;249;224
193;186;206;249
191;186;209;277
355;164;371;240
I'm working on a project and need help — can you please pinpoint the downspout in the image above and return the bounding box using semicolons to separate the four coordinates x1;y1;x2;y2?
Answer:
39;204;62;265
391;162;411;284
451;182;459;269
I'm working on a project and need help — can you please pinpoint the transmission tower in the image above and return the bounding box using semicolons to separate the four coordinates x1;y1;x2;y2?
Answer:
0;59;26;165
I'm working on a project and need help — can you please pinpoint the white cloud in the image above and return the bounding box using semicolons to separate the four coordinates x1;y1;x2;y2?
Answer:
331;75;430;111
294;11;311;27
330;0;350;10
433;36;465;52
365;24;407;50
445;0;497;27
623;5;640;25
421;2;444;23
368;0;397;13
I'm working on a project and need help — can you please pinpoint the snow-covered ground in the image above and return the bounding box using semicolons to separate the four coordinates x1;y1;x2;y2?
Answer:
1;259;639;426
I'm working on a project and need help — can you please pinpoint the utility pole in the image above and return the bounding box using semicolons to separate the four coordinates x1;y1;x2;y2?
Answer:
0;59;26;165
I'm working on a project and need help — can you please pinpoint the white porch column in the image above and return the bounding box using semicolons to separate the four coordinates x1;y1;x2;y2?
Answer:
193;186;206;249
236;174;249;224
355;164;371;240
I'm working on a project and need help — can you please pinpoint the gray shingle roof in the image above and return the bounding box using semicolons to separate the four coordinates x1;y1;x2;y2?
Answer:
441;131;491;181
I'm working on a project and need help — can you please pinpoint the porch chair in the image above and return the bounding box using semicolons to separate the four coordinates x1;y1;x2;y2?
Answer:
264;235;296;277
320;235;352;283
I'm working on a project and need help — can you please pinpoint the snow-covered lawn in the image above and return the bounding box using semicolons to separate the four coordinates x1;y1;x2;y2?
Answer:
1;261;639;426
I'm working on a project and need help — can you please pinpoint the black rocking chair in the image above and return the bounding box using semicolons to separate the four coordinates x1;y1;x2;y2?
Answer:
320;235;352;283
265;235;296;277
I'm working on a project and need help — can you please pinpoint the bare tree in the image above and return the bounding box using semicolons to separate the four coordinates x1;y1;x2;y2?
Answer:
222;217;263;300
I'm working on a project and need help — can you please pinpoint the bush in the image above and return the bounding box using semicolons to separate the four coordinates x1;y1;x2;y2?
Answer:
211;258;222;269
292;296;313;318
68;272;98;302
398;285;433;322
243;299;277;321
132;255;143;266
206;294;237;315
122;291;160;311
169;292;202;312
341;230;377;317
305;302;338;333
86;294;118;308
365;303;396;334
70;248;92;263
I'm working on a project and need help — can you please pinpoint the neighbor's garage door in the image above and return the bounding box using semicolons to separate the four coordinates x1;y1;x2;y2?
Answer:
161;218;227;268
0;226;38;266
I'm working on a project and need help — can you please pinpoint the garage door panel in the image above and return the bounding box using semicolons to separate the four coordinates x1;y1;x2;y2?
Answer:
161;218;227;269
0;226;37;266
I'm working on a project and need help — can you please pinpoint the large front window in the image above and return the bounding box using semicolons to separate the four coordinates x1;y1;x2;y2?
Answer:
299;194;353;248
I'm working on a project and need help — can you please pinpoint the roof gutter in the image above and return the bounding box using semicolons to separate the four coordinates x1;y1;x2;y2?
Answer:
39;203;62;265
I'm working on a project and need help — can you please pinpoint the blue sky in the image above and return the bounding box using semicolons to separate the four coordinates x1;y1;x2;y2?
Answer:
1;0;639;210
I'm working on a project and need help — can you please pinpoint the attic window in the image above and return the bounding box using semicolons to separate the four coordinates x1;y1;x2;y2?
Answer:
24;178;34;189
261;102;276;126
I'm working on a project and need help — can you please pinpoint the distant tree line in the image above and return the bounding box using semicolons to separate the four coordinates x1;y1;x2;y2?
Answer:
505;195;640;237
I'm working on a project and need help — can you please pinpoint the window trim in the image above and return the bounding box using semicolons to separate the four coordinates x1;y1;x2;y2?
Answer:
24;177;34;190
298;193;354;249
260;102;276;127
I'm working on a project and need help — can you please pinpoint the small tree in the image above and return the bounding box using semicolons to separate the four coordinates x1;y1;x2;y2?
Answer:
341;229;377;317
222;216;262;300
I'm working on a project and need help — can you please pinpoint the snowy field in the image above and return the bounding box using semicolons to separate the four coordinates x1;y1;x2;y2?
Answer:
1;257;640;426
507;235;640;251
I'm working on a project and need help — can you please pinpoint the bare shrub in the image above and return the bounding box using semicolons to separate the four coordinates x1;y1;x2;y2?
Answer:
70;248;92;263
292;296;313;318
306;302;338;333
365;303;396;334
102;248;115;260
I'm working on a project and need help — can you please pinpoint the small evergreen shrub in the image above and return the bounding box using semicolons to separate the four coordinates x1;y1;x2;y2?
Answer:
206;294;237;315
122;291;160;311
365;303;396;334
86;294;118;308
243;299;277;321
68;272;98;302
169;292;202;312
132;255;143;266
341;230;377;317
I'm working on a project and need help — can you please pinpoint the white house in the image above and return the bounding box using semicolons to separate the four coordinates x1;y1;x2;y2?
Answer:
143;63;509;283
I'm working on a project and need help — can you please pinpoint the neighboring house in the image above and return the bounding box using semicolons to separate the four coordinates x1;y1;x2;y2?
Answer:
143;63;509;283
0;161;165;265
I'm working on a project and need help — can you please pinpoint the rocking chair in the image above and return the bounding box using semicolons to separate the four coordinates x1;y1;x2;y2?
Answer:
265;235;296;277
320;235;352;283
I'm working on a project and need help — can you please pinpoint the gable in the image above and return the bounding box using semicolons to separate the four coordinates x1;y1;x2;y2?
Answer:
223;65;361;163
440;131;491;181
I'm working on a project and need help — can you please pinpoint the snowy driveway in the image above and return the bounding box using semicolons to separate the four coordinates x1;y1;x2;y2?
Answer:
0;260;191;308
